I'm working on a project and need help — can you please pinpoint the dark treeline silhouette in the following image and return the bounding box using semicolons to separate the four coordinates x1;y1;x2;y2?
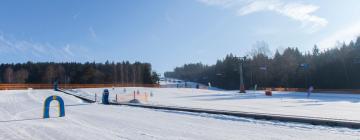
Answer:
0;61;159;84
165;37;360;90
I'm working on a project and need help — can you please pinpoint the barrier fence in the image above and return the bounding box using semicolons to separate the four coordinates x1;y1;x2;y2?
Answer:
114;92;150;103
0;83;160;90
1;83;359;93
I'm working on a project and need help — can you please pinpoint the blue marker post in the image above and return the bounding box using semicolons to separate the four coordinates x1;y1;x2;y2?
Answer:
53;80;59;91
102;89;109;104
43;95;65;118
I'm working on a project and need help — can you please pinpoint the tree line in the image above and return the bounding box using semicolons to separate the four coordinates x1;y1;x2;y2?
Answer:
0;61;159;84
165;37;360;90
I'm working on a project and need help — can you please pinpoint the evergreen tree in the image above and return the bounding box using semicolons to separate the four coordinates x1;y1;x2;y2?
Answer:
165;38;360;90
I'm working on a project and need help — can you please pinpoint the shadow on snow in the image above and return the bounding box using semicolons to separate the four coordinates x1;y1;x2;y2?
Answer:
178;91;360;103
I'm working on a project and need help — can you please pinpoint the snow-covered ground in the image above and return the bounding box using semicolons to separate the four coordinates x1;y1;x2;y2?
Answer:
1;88;360;140
83;87;360;121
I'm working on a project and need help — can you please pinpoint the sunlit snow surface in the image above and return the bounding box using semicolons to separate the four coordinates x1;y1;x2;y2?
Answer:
0;88;360;140
86;87;360;121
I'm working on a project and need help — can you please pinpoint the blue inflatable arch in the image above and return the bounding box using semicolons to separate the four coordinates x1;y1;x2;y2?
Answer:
43;95;65;118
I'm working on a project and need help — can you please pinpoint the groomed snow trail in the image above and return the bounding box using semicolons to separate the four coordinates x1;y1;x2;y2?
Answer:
0;89;360;140
82;87;360;121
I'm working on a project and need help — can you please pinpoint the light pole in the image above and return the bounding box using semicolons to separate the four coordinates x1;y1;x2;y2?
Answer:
236;56;247;93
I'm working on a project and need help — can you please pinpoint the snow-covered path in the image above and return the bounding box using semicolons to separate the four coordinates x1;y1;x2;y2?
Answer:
0;89;360;140
81;87;360;121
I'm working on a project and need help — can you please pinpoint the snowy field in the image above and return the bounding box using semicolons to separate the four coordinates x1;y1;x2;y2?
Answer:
1;89;360;140
82;87;360;121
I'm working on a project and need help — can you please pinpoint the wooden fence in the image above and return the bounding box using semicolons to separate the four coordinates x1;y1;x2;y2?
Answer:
0;83;160;90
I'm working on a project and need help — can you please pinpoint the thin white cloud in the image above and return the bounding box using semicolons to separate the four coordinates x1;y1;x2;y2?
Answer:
198;0;328;32
89;26;97;39
198;0;239;8
0;35;86;62
318;21;360;49
63;44;74;56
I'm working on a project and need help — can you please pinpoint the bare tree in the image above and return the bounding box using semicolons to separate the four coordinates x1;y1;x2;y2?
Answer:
57;65;65;83
43;65;56;83
3;67;14;83
250;41;271;57
120;63;124;84
14;69;29;83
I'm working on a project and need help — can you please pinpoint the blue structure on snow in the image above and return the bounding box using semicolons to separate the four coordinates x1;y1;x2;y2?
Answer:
43;95;65;118
102;89;109;104
53;80;59;91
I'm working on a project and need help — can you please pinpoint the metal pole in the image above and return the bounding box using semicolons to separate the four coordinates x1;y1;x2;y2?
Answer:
133;91;136;100
95;94;97;102
239;57;246;93
305;69;308;88
250;71;253;89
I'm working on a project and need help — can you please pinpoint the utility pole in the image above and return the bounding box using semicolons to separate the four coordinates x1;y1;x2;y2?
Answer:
236;56;247;93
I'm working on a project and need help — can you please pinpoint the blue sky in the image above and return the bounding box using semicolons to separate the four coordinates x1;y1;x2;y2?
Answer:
1;0;360;74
